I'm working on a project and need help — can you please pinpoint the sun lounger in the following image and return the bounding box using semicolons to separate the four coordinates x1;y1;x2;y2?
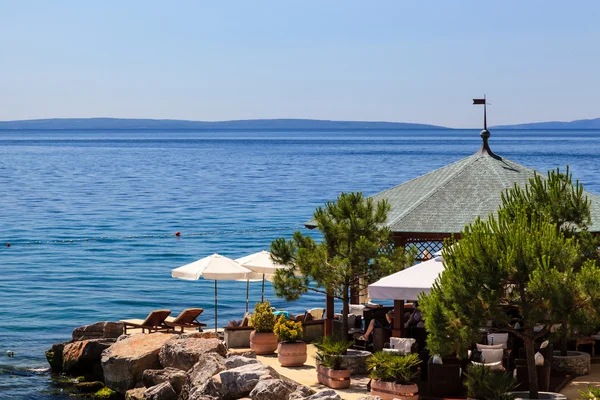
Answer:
165;308;207;333
121;309;173;334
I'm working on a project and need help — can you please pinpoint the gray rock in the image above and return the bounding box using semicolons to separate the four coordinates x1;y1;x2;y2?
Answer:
159;338;227;371
180;353;226;400
101;333;174;394
142;367;186;394
288;385;316;400
62;338;114;379
202;363;280;400
224;355;259;369
72;321;124;341
305;390;342;400
143;382;177;400
125;387;146;400
249;379;297;400
356;396;382;400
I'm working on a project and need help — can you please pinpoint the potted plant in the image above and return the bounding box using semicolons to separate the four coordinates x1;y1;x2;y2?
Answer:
577;386;600;400
367;351;421;400
249;300;277;355
315;336;354;389
274;315;307;366
464;364;517;400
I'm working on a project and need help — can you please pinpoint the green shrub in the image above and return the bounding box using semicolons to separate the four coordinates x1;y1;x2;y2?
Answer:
273;315;303;342
464;364;517;400
251;301;276;333
578;386;600;400
315;336;353;370
366;351;420;385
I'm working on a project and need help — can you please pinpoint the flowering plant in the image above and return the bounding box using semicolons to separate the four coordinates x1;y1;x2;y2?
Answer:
273;315;303;343
251;301;276;333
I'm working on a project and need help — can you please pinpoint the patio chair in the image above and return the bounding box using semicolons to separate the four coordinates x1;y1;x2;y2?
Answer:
165;308;206;333
384;337;417;354
487;332;509;348
121;309;173;334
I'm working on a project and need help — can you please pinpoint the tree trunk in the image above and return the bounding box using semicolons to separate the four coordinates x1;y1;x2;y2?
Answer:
560;321;568;356
524;328;539;399
342;285;350;339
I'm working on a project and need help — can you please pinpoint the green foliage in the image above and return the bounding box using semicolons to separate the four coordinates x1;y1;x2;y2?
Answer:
93;387;118;399
577;386;600;399
314;336;354;370
251;301;276;333
419;167;600;397
464;364;517;400
366;351;420;384
273;315;303;342
271;192;414;334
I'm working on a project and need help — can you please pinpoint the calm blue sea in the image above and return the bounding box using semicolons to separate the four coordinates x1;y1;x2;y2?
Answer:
0;129;599;398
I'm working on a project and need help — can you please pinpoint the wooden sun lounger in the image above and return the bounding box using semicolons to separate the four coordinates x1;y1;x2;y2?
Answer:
165;308;207;333
121;309;173;334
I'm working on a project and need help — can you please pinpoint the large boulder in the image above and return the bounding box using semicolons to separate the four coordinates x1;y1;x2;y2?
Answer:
63;339;114;379
159;338;226;371
180;353;226;400
142;368;186;395
305;390;342;400
288;385;316;400
143;382;177;400
249;379;297;400
202;363;280;400
46;342;66;373
72;322;124;341
224;355;259;369
101;333;174;394
125;387;146;400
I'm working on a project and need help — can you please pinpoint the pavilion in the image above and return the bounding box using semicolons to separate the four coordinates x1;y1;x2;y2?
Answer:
307;103;600;337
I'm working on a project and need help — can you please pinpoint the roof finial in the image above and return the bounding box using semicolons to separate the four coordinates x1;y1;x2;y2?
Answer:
473;95;494;156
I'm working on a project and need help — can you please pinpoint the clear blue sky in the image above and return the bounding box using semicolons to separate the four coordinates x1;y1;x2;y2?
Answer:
1;1;599;128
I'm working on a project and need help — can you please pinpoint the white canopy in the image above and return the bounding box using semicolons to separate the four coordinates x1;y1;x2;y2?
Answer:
172;253;254;281
368;256;445;300
236;250;287;274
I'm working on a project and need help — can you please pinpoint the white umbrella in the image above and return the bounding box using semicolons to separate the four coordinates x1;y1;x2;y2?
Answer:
236;250;288;302
172;253;254;331
368;255;445;300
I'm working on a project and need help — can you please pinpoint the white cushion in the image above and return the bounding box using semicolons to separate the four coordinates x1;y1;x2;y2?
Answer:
535;352;544;366
476;343;504;351
348;304;366;317
472;360;502;370
390;337;416;354
432;355;443;364
487;333;508;349
480;349;504;365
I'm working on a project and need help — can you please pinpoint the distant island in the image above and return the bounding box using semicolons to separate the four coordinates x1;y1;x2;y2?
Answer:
492;117;600;129
1;117;599;130
0;118;447;130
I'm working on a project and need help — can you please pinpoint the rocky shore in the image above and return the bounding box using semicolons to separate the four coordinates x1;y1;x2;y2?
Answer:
45;321;346;400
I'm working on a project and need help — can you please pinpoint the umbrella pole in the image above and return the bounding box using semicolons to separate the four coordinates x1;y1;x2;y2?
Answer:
214;280;218;333
261;273;265;302
246;279;249;313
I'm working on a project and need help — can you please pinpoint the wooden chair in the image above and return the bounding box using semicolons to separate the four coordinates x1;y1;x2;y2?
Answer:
165;308;206;333
121;309;173;334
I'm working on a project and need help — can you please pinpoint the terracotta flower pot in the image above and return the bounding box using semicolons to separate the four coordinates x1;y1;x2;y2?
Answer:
249;331;278;355
277;341;307;366
370;379;419;400
316;364;351;389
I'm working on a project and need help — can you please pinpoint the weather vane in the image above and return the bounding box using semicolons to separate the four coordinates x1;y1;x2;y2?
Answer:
473;95;489;130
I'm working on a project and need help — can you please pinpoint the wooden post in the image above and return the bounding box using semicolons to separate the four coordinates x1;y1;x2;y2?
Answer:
324;294;334;336
392;299;404;338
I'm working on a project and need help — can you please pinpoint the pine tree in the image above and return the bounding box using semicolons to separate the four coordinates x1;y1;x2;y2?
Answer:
420;168;600;399
270;192;414;336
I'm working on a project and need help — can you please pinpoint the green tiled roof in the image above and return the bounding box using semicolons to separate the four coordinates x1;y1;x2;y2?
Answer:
307;144;600;234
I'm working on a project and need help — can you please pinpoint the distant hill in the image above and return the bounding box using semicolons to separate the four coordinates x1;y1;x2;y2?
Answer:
492;118;600;129
0;118;448;130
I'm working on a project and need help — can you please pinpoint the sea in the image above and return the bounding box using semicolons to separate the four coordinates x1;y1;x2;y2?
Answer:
0;128;599;399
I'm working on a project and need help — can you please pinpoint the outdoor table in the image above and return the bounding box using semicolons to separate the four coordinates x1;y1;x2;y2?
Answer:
575;336;596;357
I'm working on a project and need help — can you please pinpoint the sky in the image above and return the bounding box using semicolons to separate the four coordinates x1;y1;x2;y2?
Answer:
1;1;599;128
